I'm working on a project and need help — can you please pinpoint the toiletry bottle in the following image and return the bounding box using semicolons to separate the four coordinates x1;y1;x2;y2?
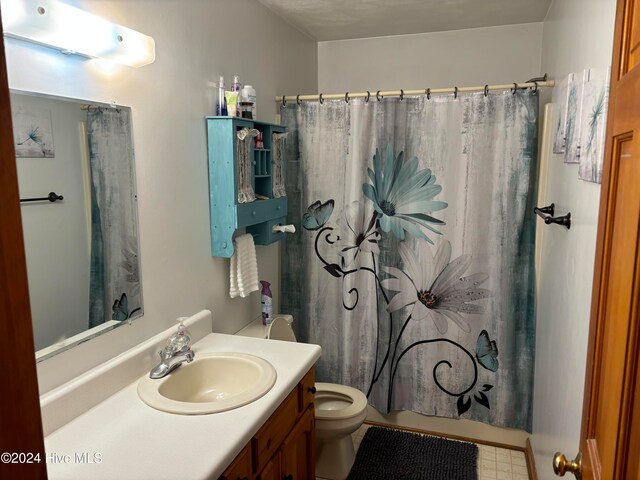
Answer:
216;75;227;116
225;90;239;117
232;74;241;92
260;281;273;326
165;317;192;354
241;84;257;120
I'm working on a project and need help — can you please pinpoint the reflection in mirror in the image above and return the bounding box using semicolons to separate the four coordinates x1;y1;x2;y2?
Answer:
10;91;143;361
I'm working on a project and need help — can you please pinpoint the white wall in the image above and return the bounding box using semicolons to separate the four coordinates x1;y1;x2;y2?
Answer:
318;23;543;93
532;1;616;478
12;93;90;351
5;0;317;393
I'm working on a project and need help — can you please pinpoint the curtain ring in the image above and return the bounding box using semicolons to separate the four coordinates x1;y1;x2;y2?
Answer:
454;86;458;99
282;96;286;107
376;90;383;101
365;91;370;103
345;92;350;104
532;81;538;93
399;89;404;101
319;93;324;105
426;88;431;100
484;85;489;97
296;94;301;106
512;83;518;94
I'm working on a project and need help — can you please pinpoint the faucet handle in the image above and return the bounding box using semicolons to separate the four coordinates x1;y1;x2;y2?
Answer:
184;350;195;362
158;348;172;360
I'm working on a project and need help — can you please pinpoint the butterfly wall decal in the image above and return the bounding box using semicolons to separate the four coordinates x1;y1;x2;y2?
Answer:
302;199;335;230
476;329;499;372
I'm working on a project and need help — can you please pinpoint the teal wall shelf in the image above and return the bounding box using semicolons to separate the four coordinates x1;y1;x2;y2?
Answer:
206;117;287;257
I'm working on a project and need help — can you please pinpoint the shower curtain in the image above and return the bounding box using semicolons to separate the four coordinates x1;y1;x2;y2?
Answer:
281;91;538;431
87;108;141;328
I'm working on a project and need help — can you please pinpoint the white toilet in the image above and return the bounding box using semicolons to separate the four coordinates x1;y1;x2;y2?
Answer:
237;315;368;480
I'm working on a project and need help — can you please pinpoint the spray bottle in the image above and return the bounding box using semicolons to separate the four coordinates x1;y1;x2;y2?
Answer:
216;75;227;116
260;280;273;326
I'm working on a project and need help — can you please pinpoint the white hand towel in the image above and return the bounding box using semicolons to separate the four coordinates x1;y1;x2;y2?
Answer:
229;233;259;298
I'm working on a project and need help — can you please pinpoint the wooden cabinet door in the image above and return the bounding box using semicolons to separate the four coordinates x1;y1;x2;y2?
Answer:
256;456;279;480
219;445;251;480
252;390;298;474
556;0;640;479
280;406;315;480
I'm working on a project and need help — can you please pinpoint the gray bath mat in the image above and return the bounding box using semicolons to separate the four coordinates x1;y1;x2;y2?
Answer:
347;426;478;480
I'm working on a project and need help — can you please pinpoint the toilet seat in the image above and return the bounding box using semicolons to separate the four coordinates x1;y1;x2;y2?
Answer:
314;383;368;420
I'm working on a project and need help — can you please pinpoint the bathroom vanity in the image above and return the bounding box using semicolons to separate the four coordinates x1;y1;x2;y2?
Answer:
220;368;316;480
42;311;321;480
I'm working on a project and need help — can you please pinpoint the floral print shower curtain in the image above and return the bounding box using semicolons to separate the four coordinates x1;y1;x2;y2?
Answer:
87;109;141;328
281;91;538;430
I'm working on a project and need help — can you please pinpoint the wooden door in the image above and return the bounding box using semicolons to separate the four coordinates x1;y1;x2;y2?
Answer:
555;0;640;478
0;8;48;480
280;407;315;480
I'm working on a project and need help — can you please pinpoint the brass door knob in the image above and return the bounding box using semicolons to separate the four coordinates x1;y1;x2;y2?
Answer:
553;452;582;479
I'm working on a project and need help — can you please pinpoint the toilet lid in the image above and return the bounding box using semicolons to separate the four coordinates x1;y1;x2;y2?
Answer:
315;382;368;420
268;317;296;342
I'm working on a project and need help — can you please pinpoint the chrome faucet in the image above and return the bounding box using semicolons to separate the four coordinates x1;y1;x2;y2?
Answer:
149;346;195;379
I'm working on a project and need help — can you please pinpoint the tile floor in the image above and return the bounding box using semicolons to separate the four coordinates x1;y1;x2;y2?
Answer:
317;424;530;480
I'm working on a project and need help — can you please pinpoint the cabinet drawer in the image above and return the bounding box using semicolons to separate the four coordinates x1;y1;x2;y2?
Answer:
298;367;316;414
252;388;298;473
237;198;287;228
219;444;251;480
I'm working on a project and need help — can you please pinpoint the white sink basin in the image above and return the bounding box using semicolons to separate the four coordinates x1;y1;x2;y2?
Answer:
137;352;277;414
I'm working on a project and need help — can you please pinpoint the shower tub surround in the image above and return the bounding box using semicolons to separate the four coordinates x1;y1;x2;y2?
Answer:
41;310;321;480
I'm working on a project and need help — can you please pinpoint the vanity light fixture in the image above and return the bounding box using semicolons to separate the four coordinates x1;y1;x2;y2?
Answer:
0;0;156;67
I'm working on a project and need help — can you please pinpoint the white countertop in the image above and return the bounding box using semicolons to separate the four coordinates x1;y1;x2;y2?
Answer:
44;332;321;480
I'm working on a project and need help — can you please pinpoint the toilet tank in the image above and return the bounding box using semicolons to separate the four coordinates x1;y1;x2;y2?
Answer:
236;314;296;342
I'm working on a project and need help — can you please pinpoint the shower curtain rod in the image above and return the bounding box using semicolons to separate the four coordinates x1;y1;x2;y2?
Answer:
275;79;555;104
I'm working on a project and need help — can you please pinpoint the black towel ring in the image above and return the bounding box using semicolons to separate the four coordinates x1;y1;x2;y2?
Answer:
282;96;287;107
399;89;404;101
296;94;301;106
454;86;458;99
345;92;350;104
532;81;538;93
365;91;370;103
376;90;383;102
319;93;324;105
484;85;489;97
426;88;431;100
512;83;518;94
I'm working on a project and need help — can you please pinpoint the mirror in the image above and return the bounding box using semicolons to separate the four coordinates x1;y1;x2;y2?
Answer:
10;90;143;361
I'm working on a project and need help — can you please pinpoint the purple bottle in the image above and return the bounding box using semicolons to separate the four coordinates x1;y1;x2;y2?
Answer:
260;280;273;326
